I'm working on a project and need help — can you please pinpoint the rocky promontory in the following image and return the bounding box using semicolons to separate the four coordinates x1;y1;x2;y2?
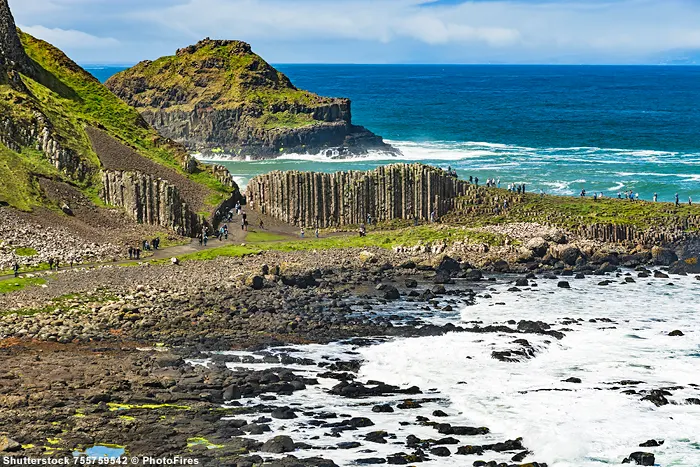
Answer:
106;39;398;159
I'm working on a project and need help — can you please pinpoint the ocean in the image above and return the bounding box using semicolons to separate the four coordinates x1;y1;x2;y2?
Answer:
196;273;700;467
87;64;700;201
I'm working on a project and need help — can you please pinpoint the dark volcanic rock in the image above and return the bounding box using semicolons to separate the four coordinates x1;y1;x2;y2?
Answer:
623;451;655;465
261;435;295;453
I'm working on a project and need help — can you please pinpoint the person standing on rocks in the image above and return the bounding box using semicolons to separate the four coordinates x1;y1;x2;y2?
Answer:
12;262;19;277
475;177;479;187
690;196;693;206
48;258;54;270
128;247;133;260
653;193;658;202
676;193;680;206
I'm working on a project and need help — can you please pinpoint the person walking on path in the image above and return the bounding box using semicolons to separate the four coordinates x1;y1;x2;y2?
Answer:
12;262;19;278
300;228;305;238
128;247;133;260
259;219;264;230
135;248;141;260
203;233;208;246
315;227;319;238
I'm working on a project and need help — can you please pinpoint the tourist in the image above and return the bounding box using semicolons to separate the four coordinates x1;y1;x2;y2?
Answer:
219;226;225;241
224;225;229;240
135;248;141;260
359;224;366;237
474;177;479;187
430;209;436;223
635;193;639;201
690;197;693;206
128;247;133;260
522;184;526;193
300;228;305;238
593;193;598;201
54;259;59;270
503;200;509;210
469;176;473;183
12;262;19;278
259;219;264;230
580;189;586;197
315;227;319;238
366;213;372;226
48;258;54;269
675;193;680;206
653;193;658;202
497;179;501;189
203;233;208;246
198;232;203;246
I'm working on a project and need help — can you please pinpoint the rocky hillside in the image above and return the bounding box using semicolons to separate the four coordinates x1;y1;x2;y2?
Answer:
106;39;398;159
0;0;238;236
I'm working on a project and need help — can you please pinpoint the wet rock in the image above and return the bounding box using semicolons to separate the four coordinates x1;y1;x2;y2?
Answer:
365;431;389;444
271;407;297;419
668;329;684;336
669;258;700;274
515;277;529;287
405;279;418;288
563;377;582;384
436;255;461;274
372;404;394;413
456;445;484;455
246;275;264;290
651;246;678;266
639;440;664;447
557;281;570;289
526;237;549;257
261;435;295;453
355;458;386;465
430;446;451;457
653;271;669;279
560;246;581;266
338;442;362;449
641;389;670;407
622;451;655;465
383;286;400;301
432;409;449;417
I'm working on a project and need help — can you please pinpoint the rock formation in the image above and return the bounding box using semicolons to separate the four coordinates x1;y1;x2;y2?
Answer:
0;0;238;237
106;38;398;159
247;164;468;227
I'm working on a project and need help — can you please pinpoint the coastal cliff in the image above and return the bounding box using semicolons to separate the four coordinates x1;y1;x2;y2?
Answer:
0;0;237;235
106;39;397;159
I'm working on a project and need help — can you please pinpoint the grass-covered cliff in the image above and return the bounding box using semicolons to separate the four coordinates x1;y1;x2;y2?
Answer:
106;39;396;159
0;0;236;232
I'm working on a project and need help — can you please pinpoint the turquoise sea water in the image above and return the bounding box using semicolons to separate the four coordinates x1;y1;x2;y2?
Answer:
87;65;700;200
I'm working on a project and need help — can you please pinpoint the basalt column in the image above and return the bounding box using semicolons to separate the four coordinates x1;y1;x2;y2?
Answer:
247;163;470;228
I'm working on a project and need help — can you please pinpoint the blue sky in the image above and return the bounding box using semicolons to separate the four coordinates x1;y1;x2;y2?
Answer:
9;0;700;65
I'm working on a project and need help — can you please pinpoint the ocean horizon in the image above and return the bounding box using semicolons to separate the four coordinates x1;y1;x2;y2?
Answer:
87;64;700;200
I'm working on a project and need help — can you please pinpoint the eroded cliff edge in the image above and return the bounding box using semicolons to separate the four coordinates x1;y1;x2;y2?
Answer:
0;0;239;236
106;39;398;159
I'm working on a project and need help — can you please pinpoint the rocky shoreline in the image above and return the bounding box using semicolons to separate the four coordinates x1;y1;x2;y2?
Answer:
1;237;695;466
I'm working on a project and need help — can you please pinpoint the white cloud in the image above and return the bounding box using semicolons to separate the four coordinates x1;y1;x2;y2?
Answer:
18;25;119;49
8;0;700;63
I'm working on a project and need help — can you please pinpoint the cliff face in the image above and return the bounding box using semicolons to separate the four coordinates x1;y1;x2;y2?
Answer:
106;39;398;159
0;0;237;235
247;164;469;227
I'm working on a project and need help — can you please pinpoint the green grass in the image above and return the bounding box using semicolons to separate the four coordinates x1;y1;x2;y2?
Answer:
0;33;233;212
14;247;38;257
447;190;700;231
172;225;505;263
0;276;47;294
245;231;288;243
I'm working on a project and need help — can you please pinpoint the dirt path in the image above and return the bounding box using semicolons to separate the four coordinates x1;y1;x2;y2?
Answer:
0;209;297;282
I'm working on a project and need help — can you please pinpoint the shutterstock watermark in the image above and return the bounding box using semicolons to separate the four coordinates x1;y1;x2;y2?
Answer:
1;458;200;465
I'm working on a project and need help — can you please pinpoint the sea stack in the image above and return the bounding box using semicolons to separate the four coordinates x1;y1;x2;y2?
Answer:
106;38;399;159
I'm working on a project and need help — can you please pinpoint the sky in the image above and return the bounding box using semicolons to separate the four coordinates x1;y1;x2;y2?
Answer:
8;0;700;65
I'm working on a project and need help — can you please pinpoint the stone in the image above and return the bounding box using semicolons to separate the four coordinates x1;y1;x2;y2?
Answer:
651;246;678;266
245;275;264;290
668;330;684;336
404;279;418;288
383;286;400;300
261;435;295;454
430;446;451;457
557;281;571;289
0;436;21;452
560;246;581;266
622;452;655;465
526;237;549;257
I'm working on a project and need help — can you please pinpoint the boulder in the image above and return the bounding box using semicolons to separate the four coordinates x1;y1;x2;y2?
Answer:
383;285;400;300
404;279;418;288
261;435;295;454
560;246;581;266
436;255;461;274
668;330;684;337
526;237;549;257
557;281;571;289
0;436;21;452
245;275;264;290
668;258;700;274
622;452;654;466
651;246;678;266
